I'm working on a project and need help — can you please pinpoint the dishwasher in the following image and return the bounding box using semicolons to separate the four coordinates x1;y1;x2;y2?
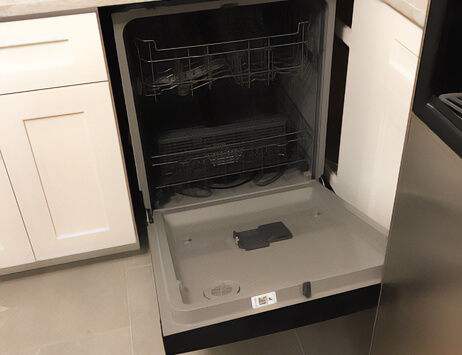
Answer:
99;0;387;352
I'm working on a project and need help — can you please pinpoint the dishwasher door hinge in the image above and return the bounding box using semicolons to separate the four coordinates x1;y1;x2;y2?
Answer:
146;209;154;225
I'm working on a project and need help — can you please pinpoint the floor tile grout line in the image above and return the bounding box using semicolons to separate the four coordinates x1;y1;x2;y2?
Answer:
294;329;307;355
125;262;153;270
124;259;136;355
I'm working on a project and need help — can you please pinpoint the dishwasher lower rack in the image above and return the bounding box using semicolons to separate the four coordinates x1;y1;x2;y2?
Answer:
134;21;314;99
150;109;312;197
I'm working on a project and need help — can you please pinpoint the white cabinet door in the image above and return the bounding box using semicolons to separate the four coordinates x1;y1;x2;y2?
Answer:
334;0;423;230
0;82;137;260
0;13;108;95
0;151;36;268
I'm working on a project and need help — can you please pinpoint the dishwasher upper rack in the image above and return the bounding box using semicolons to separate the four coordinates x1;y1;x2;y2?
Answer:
134;21;313;99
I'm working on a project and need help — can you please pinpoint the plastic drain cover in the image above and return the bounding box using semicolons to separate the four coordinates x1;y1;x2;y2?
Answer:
233;222;292;250
203;281;240;300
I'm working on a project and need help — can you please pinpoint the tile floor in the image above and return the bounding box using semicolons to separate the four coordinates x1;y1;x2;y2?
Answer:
0;251;376;355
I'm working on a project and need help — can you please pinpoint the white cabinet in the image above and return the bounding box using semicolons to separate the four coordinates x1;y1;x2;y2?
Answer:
0;12;137;272
0;83;137;261
0;13;108;94
333;0;423;229
0;152;36;268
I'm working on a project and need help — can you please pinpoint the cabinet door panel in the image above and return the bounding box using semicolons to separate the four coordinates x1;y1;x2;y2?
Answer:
335;0;422;229
0;152;35;268
0;13;107;94
24;113;109;239
0;83;137;260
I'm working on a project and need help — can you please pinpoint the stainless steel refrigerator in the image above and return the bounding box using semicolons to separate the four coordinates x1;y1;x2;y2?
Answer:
371;0;462;352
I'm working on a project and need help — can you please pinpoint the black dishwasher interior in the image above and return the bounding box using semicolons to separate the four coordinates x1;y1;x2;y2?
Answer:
121;0;323;208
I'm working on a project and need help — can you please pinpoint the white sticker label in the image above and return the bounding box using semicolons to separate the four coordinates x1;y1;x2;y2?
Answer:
251;291;277;309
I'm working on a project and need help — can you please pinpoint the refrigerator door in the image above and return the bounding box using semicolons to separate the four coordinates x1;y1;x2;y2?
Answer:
371;0;462;351
370;113;462;353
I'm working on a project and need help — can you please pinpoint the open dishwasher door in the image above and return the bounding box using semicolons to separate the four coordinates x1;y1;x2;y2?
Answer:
150;180;387;338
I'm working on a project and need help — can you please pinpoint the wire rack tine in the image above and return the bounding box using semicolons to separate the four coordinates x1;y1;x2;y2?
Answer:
247;40;251;88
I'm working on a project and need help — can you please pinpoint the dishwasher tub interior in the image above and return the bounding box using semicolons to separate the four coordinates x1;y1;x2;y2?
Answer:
118;0;329;209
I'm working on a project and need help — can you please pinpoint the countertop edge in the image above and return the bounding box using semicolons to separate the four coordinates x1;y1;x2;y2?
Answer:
0;0;157;20
1;0;429;27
